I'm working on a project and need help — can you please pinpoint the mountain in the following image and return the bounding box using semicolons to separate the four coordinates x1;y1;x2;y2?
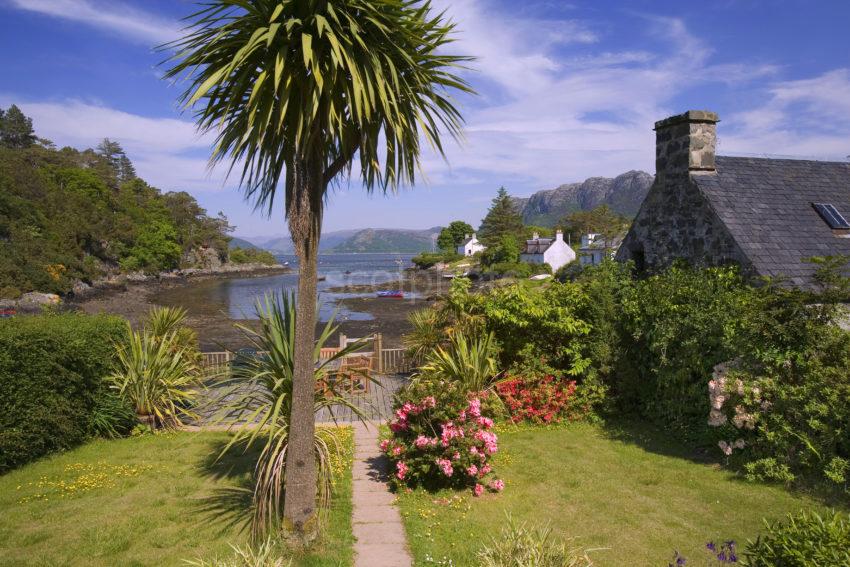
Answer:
240;227;440;254
228;237;260;250
512;170;654;226
332;227;442;253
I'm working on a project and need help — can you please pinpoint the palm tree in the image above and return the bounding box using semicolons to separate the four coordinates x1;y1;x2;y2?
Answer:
162;0;472;537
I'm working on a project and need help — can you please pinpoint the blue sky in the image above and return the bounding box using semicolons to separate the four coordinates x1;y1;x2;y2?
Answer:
1;0;848;238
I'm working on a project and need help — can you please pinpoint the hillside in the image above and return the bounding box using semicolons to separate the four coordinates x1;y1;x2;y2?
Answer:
245;227;441;254
0;105;234;298
332;227;441;253
512;170;653;226
228;237;260;250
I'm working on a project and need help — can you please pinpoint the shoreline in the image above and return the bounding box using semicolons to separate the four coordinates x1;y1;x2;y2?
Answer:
70;267;449;351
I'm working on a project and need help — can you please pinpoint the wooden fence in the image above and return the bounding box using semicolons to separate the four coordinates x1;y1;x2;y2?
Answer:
200;333;412;375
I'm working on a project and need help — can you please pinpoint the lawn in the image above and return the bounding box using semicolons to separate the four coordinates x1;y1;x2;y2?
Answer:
0;429;354;566
397;423;842;566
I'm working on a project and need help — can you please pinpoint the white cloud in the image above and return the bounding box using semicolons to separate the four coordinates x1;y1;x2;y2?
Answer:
8;0;180;44
722;69;850;160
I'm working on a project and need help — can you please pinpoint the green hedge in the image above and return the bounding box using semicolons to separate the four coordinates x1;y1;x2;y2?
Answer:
0;313;126;472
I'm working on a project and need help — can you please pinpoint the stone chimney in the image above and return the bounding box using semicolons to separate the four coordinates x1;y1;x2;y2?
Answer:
654;110;719;180
532;232;539;240
555;230;563;242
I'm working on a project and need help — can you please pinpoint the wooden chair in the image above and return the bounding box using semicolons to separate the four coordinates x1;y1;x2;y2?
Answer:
339;354;374;394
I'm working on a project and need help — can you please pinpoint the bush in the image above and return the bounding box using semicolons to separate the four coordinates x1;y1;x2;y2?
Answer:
0;313;126;471
384;377;503;494
229;247;278;266
743;510;850;566
496;375;577;424
478;516;592;567
411;251;461;269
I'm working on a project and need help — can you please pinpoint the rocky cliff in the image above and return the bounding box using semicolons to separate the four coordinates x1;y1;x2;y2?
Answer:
513;170;654;226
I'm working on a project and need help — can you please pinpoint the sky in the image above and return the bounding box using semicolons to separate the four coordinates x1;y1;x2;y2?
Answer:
1;0;849;239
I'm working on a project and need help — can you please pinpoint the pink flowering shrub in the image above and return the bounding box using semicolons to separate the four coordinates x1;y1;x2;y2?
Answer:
382;382;504;495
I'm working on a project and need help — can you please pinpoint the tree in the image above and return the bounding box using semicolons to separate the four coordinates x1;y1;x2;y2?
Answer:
163;0;472;539
97;139;137;184
561;205;630;244
0;105;37;149
478;186;523;246
437;220;474;253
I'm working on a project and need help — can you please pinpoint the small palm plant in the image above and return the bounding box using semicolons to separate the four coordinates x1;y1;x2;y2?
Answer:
108;326;200;429
403;307;447;364
144;306;199;351
420;330;500;394
212;291;371;539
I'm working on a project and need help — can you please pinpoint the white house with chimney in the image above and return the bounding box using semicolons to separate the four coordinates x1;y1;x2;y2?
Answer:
457;233;486;256
520;230;575;272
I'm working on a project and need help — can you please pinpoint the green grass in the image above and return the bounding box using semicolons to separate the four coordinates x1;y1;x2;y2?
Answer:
0;430;354;566
397;423;844;566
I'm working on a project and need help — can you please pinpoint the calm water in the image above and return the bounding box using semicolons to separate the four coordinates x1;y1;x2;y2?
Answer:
158;253;415;322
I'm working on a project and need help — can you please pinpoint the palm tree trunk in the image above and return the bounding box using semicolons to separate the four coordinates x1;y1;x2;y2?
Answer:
283;160;322;540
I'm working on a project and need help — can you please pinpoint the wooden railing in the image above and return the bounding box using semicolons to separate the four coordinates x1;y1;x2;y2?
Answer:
200;341;412;375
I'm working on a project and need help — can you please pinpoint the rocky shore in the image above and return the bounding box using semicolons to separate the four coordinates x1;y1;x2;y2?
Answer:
0;262;290;313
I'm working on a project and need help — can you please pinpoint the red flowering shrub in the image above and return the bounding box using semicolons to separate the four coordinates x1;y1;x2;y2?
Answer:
382;381;504;495
496;375;578;424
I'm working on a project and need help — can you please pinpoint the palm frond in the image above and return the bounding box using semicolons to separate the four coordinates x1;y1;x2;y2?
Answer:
161;0;474;214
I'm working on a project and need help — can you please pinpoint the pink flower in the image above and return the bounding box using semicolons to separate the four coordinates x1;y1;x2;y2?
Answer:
435;458;454;477
402;402;416;415
389;419;407;432
396;461;408;480
473;483;484;497
394;408;408;421
480;464;492;476
466;464;479;477
380;439;390;452
422;396;436;408
469;446;479;456
467;398;482;418
452;452;460;461
475;430;499;454
458;410;467;421
414;435;430;449
488;479;504;492
477;416;494;429
392;445;403;457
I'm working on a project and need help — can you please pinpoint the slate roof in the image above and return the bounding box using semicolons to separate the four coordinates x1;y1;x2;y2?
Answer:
694;156;850;287
522;238;554;255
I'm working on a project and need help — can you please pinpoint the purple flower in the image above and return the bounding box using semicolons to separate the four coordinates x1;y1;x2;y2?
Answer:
706;542;716;552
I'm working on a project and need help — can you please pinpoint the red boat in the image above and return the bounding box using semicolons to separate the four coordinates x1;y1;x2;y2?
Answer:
376;290;404;298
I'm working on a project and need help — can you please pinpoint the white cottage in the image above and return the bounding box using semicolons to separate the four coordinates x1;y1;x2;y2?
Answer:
578;233;622;266
457;233;486;256
520;230;575;272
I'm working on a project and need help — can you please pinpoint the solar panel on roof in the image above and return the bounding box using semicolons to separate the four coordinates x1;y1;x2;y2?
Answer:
812;203;850;230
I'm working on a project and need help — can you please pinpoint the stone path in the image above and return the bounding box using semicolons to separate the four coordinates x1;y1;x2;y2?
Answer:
352;422;412;567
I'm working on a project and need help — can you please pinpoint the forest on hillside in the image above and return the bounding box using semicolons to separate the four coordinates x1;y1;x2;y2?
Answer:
0;105;234;298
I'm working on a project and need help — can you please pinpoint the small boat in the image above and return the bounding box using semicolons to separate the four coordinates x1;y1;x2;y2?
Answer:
344;270;352;275
317;275;327;282
376;290;404;298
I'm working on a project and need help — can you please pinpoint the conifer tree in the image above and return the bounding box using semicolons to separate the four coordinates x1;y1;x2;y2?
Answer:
478;186;524;246
0;105;37;149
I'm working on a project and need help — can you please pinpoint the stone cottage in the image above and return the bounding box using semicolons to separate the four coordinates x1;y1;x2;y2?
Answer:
458;233;486;256
520;230;576;272
616;110;850;288
579;233;623;266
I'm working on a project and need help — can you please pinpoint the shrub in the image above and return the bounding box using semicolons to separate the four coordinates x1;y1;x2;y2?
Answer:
419;330;500;394
411;251;461;269
185;536;291;567
743;510;850;566
496;375;577;424
478;516;592;567
384;378;503;494
0;313;126;472
229;247;278;266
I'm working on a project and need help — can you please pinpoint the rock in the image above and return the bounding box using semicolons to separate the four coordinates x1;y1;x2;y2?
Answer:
511;170;654;226
19;292;61;306
182;246;224;270
72;281;92;296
